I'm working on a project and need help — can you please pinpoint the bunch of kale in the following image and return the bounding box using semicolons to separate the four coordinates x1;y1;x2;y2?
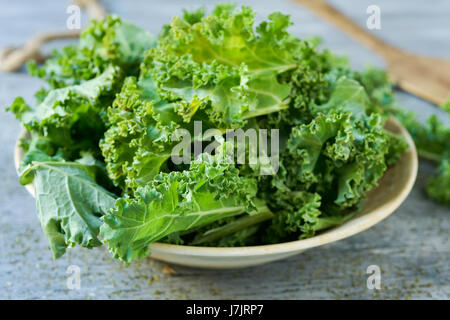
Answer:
9;5;444;264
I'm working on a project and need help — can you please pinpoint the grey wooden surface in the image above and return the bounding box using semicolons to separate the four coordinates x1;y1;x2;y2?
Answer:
0;0;449;300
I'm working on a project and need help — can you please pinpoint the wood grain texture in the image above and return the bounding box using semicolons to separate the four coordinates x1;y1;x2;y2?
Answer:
0;0;448;299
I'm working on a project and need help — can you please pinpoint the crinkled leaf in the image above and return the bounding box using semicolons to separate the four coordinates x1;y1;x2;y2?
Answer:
9;66;120;155
31;15;156;88
100;153;259;262
426;156;450;204
141;5;301;128
100;76;181;192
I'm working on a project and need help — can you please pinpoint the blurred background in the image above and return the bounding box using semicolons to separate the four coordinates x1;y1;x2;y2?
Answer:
0;0;448;300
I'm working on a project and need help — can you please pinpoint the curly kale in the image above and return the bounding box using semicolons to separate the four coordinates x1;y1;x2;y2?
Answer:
8;5;424;263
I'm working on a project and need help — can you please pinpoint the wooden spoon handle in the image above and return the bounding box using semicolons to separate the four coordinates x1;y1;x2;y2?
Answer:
74;0;107;19
293;0;400;60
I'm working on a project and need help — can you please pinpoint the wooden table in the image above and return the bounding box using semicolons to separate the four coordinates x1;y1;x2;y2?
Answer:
0;0;448;299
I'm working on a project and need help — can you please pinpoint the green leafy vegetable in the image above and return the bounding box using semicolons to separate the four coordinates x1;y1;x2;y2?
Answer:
99;76;179;192
8;66;121;157
10;5;433;264
20;159;117;258
29;15;156;88
355;68;450;204
141;4;305;128
100;153;263;262
426;156;450;203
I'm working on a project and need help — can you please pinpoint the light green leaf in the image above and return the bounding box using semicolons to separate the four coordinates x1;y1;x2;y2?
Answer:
141;5;299;128
101;153;260;262
314;77;370;119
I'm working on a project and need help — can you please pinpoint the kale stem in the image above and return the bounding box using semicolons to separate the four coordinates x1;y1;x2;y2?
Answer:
313;210;359;232
191;206;274;245
417;149;442;164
